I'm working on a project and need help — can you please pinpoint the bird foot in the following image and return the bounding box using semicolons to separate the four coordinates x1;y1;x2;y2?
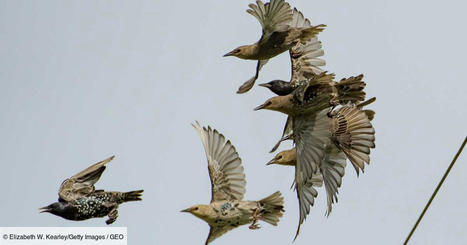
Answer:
249;223;261;230
249;207;262;230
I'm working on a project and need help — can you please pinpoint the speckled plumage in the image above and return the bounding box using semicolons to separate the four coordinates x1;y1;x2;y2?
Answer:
40;156;143;224
183;122;284;245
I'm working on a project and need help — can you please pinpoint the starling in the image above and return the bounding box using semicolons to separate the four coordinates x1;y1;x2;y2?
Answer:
39;156;143;225
256;93;375;239
259;73;368;153
267;145;346;217
258;9;326;94
182;122;285;245
224;0;325;94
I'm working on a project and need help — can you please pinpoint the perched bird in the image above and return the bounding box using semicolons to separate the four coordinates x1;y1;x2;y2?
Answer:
224;0;325;94
182;122;285;245
256;89;375;239
39;156;143;225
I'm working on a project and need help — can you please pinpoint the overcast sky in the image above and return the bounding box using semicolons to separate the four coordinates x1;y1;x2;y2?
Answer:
1;0;466;244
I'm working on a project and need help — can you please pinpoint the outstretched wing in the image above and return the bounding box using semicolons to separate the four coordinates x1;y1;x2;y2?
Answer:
321;144;347;216
58;155;114;202
247;0;293;40
289;8;325;85
331;105;375;175
205;225;235;245
193;122;246;202
293;109;331;238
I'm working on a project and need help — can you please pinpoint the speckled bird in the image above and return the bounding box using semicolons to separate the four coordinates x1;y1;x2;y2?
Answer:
256;93;376;239
39;156;143;224
182;122;285;245
224;0;325;93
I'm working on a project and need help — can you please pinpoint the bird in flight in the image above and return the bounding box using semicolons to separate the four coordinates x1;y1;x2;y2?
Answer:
255;78;375;239
182;122;285;244
224;0;325;94
39;156;143;224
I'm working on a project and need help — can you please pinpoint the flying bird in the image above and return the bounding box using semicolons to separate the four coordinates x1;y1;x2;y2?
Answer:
224;0;325;94
182;122;285;245
39;156;143;224
256;83;375;239
267;146;346;217
260;73;367;153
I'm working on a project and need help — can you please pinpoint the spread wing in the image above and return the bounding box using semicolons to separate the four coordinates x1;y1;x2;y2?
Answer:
205;225;235;245
289;8;325;85
247;0;293;40
331;106;375;175
193;122;246;202
58;155;114;202
321;144;347;216
293;109;332;238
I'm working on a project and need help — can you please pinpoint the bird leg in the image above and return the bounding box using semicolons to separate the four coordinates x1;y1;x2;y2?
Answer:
249;204;263;230
106;207;119;225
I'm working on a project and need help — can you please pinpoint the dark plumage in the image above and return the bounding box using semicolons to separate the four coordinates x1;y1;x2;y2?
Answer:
39;156;143;224
259;80;295;95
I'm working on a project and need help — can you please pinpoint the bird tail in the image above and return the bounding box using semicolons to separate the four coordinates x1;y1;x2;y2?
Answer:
335;106;375;175
298;24;326;43
121;190;143;202
335;74;366;104
258;191;285;226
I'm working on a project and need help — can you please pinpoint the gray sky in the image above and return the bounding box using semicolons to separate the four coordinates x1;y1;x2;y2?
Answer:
1;0;466;244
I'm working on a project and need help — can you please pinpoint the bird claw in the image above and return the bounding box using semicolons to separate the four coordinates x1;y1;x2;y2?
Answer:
249;207;262;230
249;223;261;230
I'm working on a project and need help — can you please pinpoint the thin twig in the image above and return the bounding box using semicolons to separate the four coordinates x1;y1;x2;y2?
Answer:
404;136;467;244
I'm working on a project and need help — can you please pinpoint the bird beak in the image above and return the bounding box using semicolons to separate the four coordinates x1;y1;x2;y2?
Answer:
38;206;50;213
254;101;270;111
223;51;235;57
180;208;191;213
266;158;277;165
258;83;271;88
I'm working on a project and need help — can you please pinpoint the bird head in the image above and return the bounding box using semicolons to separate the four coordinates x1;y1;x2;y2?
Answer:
39;202;75;219
258;80;295;96
223;45;252;59
254;95;292;114
181;205;210;222
267;148;297;166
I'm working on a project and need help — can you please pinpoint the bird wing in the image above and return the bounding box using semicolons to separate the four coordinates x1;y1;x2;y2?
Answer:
289;8;325;85
193;122;246;203
58;155;114;202
270;115;293;153
294;72;335;104
331;105;375;175
205;225;235;245
320;144;347;216
247;0;293;40
293;109;331;238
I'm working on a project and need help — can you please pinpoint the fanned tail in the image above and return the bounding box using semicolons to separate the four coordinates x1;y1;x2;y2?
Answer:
336;74;366;103
258;191;285;226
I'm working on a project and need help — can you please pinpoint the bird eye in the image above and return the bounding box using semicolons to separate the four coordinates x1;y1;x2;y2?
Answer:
234;49;240;53
193;207;199;211
277;155;282;159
